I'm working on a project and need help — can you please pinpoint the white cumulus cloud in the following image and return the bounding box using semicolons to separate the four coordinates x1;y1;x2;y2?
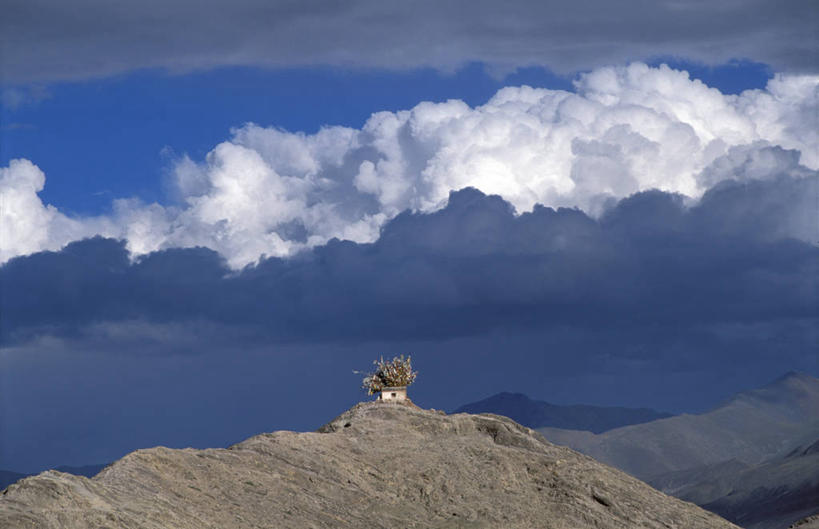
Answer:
1;64;817;268
0;159;113;262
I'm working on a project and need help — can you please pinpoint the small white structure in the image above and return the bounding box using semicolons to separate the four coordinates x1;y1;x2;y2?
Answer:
378;386;407;402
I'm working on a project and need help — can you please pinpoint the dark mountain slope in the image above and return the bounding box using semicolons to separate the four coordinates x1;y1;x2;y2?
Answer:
454;392;671;433
652;438;819;529
539;372;819;480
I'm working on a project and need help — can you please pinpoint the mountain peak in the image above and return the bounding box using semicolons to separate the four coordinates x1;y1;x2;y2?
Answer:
723;372;819;420
774;370;818;386
1;402;738;529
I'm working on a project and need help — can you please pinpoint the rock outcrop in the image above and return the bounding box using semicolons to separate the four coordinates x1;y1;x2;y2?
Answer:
1;402;739;528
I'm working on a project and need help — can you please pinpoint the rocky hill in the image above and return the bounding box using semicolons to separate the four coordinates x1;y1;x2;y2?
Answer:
0;402;738;529
454;392;671;433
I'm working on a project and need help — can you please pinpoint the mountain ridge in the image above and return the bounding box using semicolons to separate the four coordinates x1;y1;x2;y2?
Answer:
0;402;738;529
453;391;671;433
535;372;819;529
538;371;819;480
0;463;107;490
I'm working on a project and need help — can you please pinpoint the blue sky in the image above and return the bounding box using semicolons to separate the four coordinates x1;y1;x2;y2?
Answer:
0;0;817;473
0;64;568;214
2;61;773;215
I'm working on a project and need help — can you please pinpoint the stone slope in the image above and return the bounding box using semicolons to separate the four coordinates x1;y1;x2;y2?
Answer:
0;403;738;529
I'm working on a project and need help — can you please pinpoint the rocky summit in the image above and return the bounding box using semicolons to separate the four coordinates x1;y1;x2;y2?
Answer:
1;403;739;529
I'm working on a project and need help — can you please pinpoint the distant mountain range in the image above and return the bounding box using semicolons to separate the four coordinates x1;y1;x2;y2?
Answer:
538;372;819;480
0;463;106;490
531;371;819;529
453;392;671;433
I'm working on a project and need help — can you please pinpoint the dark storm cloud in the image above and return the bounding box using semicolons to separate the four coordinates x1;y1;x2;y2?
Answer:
2;174;817;473
1;0;816;83
2;173;817;348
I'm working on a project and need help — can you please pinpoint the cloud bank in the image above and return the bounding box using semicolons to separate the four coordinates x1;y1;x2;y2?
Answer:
3;118;817;472
2;64;817;268
3;173;817;454
3;174;817;346
1;0;816;83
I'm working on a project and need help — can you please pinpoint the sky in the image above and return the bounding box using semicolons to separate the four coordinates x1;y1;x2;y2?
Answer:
1;0;817;473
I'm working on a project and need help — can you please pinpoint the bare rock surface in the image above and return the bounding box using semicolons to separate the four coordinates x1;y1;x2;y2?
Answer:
1;402;739;528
